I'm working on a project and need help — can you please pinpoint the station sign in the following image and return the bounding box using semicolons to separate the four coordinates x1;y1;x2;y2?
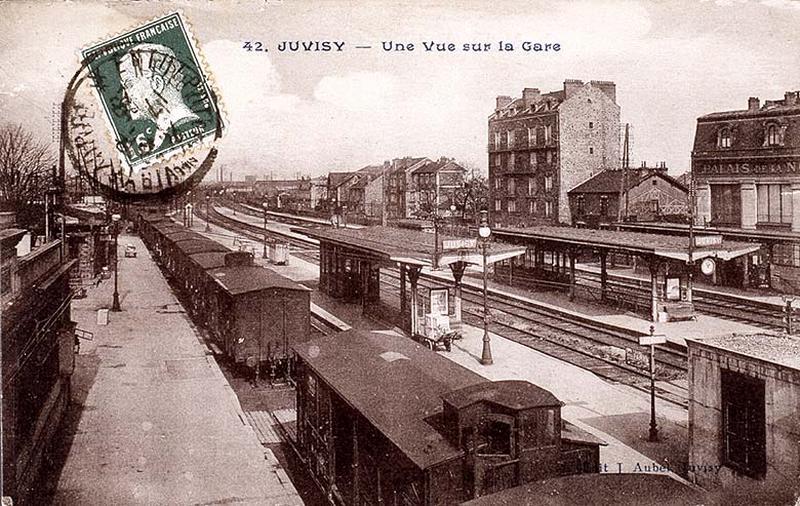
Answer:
639;334;667;346
694;235;722;248
443;238;477;250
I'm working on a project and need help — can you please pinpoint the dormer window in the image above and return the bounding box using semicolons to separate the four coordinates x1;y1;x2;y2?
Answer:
718;127;732;148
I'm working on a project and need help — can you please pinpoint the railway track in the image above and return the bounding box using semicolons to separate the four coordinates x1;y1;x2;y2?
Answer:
568;268;787;331
203;205;692;405
226;202;788;332
378;271;689;408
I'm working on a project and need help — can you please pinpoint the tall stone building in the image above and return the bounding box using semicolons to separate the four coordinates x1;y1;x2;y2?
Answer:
488;80;620;226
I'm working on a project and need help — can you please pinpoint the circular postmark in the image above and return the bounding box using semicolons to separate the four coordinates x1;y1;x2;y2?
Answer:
63;13;224;202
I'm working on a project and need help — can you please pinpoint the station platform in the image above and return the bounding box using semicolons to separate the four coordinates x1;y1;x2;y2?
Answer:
239;203;363;229
200;209;766;346
442;265;763;348
212;205;318;246
55;234;302;505
576;261;786;307
189;217;700;488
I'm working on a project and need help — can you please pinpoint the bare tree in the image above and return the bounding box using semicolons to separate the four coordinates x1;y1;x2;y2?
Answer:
456;166;489;223
0;124;55;214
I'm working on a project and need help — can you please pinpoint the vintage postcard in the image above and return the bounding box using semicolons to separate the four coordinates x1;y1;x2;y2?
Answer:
1;1;799;505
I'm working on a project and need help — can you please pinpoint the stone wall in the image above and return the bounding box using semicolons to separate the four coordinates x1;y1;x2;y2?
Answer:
688;344;800;502
559;85;620;224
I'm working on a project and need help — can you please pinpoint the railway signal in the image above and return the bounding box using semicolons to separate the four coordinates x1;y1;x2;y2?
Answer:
640;325;666;442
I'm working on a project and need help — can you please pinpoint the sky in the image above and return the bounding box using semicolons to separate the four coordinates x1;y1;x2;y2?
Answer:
1;0;800;181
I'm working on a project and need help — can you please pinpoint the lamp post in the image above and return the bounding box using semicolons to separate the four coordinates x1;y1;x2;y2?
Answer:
263;202;269;259
783;295;796;335
232;190;237;215
205;194;211;232
478;210;493;365
111;213;122;312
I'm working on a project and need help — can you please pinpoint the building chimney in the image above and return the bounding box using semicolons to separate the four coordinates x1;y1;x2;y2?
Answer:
522;87;541;108
748;97;760;111
563;79;584;99
784;91;799;106
589;80;617;104
495;95;512;112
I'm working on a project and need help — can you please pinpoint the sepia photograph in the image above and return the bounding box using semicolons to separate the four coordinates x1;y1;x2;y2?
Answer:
1;0;799;504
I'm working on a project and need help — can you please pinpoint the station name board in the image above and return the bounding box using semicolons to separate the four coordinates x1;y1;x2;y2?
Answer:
694;160;800;177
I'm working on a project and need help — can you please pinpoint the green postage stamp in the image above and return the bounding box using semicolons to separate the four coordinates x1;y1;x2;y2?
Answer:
81;12;223;172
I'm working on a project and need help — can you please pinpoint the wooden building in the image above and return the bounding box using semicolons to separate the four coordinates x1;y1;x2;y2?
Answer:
293;330;603;505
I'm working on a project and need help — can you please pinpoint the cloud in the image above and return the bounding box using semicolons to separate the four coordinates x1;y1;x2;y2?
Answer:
314;72;396;111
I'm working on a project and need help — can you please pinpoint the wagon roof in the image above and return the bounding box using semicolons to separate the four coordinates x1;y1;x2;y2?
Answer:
165;231;204;243
443;380;561;410
209;265;310;295
188;251;229;269
294;330;487;470
177;240;230;255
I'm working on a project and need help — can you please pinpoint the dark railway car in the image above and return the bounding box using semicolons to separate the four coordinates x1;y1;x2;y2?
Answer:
208;265;311;381
293;330;603;505
136;213;312;382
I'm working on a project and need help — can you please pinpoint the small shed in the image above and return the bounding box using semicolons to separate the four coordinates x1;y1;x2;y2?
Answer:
686;332;800;504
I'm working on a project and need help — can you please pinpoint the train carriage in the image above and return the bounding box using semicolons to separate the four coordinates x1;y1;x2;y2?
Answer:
208;265;311;380
136;213;313;381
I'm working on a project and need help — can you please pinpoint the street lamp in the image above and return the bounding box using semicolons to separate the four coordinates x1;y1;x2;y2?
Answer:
263;202;269;259
232;190;237;215
205;194;211;232
478;210;493;365
111;213;122;312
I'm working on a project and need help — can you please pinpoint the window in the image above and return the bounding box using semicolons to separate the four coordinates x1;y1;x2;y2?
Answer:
544;125;552;144
530;152;537;170
544;200;553;217
494;199;502;211
600;195;609;216
529;200;536;214
589;121;594;129
576;195;585;214
766;124;780;146
501;153;508;169
507;130;515;147
589;147;594;154
756;184;792;224
718;127;732;148
486;420;512;455
507;199;516;213
493;132;501;148
546;151;553;165
509;153;515;170
494;178;501;190
721;369;766;478
774;243;800;267
544;175;553;192
528;177;535;195
711;184;742;226
507;178;516;194
528;127;536;145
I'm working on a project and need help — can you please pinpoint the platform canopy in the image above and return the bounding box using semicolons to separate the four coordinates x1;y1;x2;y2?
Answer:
496;226;760;262
299;226;526;267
